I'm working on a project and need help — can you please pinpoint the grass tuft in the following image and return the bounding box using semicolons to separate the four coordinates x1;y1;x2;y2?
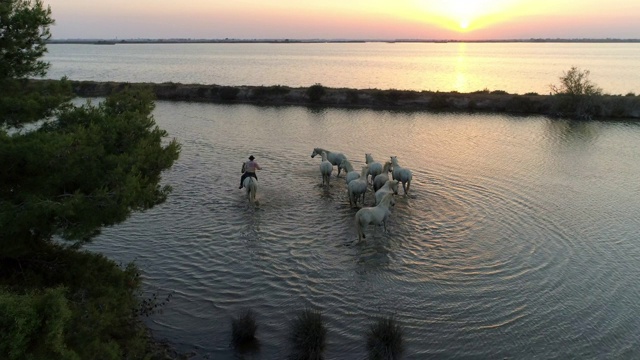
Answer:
289;308;326;360
366;316;404;360
231;309;258;349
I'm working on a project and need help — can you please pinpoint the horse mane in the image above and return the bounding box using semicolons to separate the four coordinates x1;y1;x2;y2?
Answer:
341;159;354;172
359;165;369;177
379;192;394;206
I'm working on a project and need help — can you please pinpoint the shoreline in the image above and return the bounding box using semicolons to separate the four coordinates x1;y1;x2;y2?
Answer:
33;79;640;119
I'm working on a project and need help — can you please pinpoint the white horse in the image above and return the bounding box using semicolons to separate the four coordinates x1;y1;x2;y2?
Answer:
243;176;258;204
355;192;396;243
339;159;361;185
372;161;393;193
311;148;347;177
348;165;369;208
365;153;383;184
375;179;399;205
390;156;413;195
319;151;333;187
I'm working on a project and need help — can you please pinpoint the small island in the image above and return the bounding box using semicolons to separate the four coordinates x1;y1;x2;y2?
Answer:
32;79;640;120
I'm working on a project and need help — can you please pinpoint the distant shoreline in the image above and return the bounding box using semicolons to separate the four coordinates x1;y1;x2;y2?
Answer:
46;38;640;45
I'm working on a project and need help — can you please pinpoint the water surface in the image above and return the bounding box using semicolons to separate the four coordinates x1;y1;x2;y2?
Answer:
86;102;640;359
44;42;640;95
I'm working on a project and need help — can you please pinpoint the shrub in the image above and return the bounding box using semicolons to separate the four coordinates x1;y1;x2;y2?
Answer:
250;85;290;100
306;83;326;102
490;90;509;95
549;67;604;119
0;287;75;360
346;89;359;104
550;66;602;97
219;86;240;101
428;93;451;110
471;88;490;94
0;244;168;360
366;316;404;360
625;92;636;97
524;92;539;96
506;96;536;113
231;309;258;348
289;309;326;360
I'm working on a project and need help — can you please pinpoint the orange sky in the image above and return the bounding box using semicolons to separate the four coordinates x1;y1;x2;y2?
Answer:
46;0;640;39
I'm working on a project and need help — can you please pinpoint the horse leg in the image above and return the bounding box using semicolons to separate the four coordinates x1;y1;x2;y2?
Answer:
355;214;366;242
405;180;411;195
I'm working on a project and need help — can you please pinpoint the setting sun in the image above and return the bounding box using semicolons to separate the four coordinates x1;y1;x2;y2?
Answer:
412;0;515;33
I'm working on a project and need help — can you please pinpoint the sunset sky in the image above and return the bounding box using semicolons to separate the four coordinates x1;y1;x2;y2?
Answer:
45;0;640;40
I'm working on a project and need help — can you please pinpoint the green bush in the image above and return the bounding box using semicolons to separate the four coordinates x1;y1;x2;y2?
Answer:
506;96;536;113
0;287;76;360
366;316;404;360
289;308;326;360
428;93;451;110
306;84;326;102
250;85;290;100
219;86;240;101
345;89;359;104
0;244;168;360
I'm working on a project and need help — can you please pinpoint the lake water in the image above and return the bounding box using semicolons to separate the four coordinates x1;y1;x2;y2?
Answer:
44;42;640;95
79;102;640;359
48;43;640;359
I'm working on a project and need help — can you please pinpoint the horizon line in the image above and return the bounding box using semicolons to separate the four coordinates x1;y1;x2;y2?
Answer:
48;37;640;43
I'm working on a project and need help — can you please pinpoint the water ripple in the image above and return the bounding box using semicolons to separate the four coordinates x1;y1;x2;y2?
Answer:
85;104;640;359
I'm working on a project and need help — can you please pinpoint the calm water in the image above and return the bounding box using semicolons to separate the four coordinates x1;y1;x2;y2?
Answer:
82;101;640;359
44;42;640;95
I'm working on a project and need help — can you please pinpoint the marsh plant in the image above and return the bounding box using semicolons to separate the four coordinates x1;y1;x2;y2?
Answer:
289;308;327;360
231;309;258;349
366;316;404;360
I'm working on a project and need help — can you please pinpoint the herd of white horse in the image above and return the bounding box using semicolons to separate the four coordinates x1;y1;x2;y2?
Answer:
240;147;413;243
311;147;413;243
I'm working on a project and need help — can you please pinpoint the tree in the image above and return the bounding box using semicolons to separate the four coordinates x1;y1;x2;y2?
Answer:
0;1;71;128
0;0;53;80
0;0;181;257
549;66;603;119
550;66;602;97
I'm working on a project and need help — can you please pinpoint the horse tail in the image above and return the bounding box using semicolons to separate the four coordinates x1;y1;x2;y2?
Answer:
405;170;412;194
